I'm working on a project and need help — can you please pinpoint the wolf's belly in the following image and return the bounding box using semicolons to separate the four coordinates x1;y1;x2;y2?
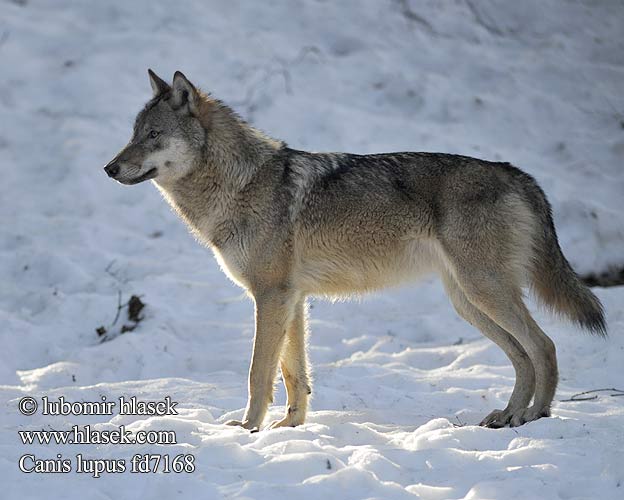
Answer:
293;237;444;297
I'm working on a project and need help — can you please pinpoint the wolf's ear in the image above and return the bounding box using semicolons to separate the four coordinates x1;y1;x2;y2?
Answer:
171;71;199;115
148;69;170;97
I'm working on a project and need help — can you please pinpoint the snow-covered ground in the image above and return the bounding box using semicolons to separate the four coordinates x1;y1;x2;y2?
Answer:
1;1;623;498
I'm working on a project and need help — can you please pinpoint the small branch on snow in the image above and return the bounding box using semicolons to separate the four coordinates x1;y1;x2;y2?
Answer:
559;388;624;402
395;0;434;34
464;0;505;37
111;289;123;326
452;415;466;427
97;293;147;342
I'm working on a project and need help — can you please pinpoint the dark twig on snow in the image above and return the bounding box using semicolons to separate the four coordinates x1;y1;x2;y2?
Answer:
104;259;130;284
104;259;116;276
452;415;466;427
97;293;146;342
559;388;624;402
464;0;505;36
395;0;434;33
111;289;123;326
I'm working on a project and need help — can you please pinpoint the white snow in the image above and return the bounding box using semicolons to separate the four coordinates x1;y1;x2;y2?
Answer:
1;0;623;499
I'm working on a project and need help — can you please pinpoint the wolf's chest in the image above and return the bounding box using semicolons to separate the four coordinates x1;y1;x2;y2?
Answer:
211;244;250;289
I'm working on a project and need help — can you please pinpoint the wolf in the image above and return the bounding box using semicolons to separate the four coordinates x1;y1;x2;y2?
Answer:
104;70;606;430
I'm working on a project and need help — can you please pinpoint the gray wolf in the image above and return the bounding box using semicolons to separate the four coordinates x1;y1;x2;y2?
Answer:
103;70;606;430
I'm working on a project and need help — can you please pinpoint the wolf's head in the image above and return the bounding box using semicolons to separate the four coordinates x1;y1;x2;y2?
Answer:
104;70;207;186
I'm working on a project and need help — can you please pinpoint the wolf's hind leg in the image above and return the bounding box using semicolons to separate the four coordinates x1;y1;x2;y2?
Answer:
452;271;558;427
269;299;311;429
438;192;558;426
441;272;536;427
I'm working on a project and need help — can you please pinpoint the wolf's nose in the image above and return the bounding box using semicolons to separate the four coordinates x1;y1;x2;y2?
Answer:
104;163;120;178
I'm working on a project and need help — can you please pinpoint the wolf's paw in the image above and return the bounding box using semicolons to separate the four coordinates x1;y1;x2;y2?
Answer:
268;418;293;430
479;408;514;428
509;406;551;427
224;419;259;432
267;416;302;430
268;407;306;430
480;406;551;428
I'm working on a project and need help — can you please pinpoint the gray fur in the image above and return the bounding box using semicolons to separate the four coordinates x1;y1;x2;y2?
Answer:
104;70;607;430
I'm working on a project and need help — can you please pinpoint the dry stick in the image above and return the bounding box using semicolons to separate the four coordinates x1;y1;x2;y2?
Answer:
100;291;128;342
111;290;124;326
452;415;466;428
559;388;624;402
104;259;116;276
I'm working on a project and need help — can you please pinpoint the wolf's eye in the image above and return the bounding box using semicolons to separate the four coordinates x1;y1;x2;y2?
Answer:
149;130;160;139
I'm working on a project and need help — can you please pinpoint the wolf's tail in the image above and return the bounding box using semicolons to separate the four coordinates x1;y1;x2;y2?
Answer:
521;176;607;336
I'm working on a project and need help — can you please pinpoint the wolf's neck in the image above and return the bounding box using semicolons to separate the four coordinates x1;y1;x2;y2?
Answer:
154;123;281;248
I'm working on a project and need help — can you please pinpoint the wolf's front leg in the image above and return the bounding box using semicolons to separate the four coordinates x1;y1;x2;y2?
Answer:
226;288;295;431
269;299;311;429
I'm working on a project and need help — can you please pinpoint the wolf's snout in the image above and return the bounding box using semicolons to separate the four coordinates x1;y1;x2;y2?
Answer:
104;162;120;178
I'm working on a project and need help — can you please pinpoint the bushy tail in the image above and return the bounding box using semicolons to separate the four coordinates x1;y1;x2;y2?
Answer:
522;179;607;336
